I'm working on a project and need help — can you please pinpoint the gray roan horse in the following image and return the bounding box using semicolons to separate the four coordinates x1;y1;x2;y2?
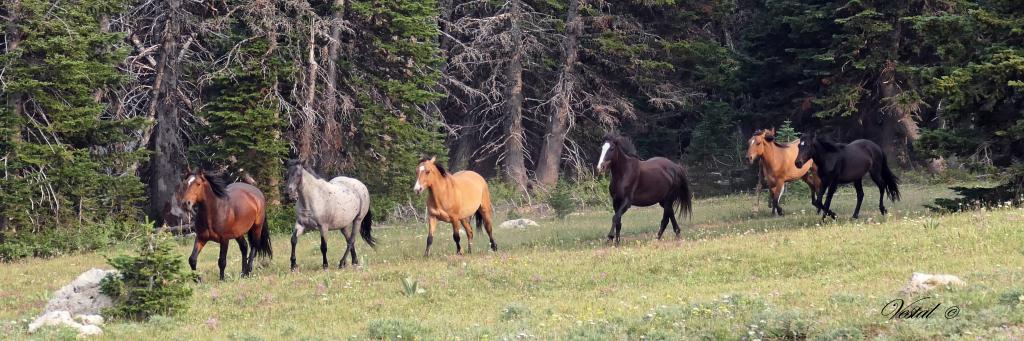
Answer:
286;162;376;270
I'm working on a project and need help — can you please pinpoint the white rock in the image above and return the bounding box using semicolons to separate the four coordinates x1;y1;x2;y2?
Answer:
43;268;118;316
29;311;76;333
900;272;966;295
29;268;117;336
74;314;104;326
77;324;103;336
499;219;539;229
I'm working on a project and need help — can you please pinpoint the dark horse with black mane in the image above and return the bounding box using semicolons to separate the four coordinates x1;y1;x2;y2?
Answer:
597;134;692;245
170;168;272;280
794;133;900;220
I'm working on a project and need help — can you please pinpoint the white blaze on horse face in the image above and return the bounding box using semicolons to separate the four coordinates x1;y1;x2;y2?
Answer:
597;142;611;170
186;176;195;185
413;165;425;192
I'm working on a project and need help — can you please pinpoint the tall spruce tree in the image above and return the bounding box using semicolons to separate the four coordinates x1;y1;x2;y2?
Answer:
1;0;145;238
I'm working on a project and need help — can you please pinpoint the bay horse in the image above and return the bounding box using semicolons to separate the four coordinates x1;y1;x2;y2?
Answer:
170;168;272;280
414;157;497;256
597;134;692;245
794;133;900;220
746;128;823;215
285;162;376;270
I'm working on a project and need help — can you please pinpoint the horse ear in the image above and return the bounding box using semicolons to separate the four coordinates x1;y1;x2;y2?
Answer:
430;156;436;163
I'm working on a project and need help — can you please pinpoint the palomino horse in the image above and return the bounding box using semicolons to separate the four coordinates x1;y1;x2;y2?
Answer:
597;134;692;245
171;168;272;280
285;162;376;270
746;128;823;215
414;157;497;256
795;133;900;220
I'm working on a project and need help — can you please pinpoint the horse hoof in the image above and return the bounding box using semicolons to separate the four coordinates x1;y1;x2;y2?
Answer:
490;244;498;252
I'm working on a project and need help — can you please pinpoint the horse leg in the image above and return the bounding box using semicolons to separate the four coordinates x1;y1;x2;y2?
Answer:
451;220;463;255
870;172;888;215
612;199;631;247
319;229;330;270
236;237;250;277
339;226;355;268
771;184;785;216
424;216;438;257
217;241;229;281
348;227;359;267
668;206;682;239
189;239;207;282
479;199;498;252
656;203;671;240
290;222;305;271
852;180;864;219
608;197;624;242
462;218;474;254
803;176;822;213
822;181;839;221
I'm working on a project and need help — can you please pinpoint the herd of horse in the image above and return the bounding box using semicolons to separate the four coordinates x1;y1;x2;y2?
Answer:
165;130;901;280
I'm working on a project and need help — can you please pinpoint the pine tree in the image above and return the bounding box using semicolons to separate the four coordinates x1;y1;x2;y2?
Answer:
1;0;145;240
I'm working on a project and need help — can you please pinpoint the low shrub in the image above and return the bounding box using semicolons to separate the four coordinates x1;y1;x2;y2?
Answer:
752;309;811;340
547;181;575;219
500;303;529;321
366;319;430;340
266;204;297;235
101;231;194;320
0;219;149;261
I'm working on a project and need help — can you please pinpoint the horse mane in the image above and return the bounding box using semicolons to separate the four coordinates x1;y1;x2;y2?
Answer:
204;171;229;198
604;133;639;158
815;137;843;152
419;157;447;176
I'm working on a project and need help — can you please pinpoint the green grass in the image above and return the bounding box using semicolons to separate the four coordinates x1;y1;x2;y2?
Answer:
3;183;1024;340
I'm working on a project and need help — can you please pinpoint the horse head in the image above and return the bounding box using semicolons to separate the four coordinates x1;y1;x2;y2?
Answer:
285;159;306;200
597;133;637;173
746;128;777;164
794;132;818;168
414;156;447;195
172;167;207;217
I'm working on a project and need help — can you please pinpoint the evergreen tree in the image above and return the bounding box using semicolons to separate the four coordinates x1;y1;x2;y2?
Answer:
1;0;145;239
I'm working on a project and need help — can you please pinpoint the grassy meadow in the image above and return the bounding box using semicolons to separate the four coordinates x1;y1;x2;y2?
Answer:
2;183;1024;340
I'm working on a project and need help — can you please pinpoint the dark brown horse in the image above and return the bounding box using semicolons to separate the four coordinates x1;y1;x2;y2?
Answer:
170;168;272;280
795;133;900;220
597;134;692;245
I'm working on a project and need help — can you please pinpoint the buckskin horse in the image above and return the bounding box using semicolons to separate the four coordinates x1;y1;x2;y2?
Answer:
170;168;272;280
794;133;901;220
285;162;376;270
746;128;823;215
597;134;692;245
414;157;497;256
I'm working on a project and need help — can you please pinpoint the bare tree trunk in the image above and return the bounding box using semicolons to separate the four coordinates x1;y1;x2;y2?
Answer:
534;0;581;188
322;0;347;172
504;0;528;192
147;0;185;221
299;25;319;164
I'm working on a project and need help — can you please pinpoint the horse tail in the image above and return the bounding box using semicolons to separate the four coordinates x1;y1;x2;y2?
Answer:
251;211;273;260
360;209;377;248
675;166;693;220
880;157;901;202
474;210;484;232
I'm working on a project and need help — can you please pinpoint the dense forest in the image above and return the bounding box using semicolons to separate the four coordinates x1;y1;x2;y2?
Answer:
1;0;1021;258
